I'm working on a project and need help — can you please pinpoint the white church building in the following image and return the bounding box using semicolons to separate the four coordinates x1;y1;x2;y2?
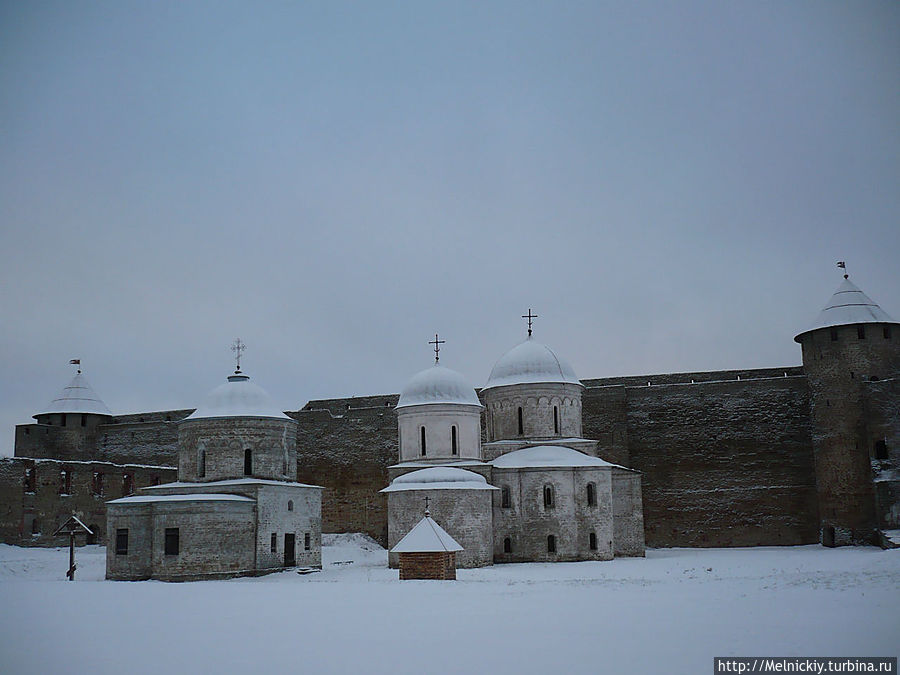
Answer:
106;357;323;581
382;323;646;568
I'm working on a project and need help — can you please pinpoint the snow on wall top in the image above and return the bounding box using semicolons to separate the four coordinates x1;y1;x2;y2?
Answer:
380;466;497;492
141;478;324;490
396;364;482;409
795;278;897;342
107;493;255;504
185;372;292;421
390;514;464;553
35;372;112;417
483;337;582;390
491;445;620;469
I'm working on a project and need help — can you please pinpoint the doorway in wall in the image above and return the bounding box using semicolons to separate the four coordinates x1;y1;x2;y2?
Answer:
284;533;296;566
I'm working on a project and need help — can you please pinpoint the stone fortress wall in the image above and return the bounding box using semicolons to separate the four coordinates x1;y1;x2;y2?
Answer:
5;364;897;549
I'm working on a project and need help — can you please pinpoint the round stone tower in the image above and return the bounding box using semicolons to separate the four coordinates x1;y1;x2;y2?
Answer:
395;362;482;463
795;275;900;546
33;368;112;430
482;337;584;443
178;369;297;482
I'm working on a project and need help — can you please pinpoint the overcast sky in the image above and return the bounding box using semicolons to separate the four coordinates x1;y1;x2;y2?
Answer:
1;1;898;454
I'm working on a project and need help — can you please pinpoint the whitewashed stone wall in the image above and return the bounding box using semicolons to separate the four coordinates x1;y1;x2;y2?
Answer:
611;468;645;556
491;466;614;562
397;404;482;463
386;487;494;568
483;382;584;443
178;417;297;482
255;484;322;571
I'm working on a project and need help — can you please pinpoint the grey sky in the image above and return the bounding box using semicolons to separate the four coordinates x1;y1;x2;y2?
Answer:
2;1;898;453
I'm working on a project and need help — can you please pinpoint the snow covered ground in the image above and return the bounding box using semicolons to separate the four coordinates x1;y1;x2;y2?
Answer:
0;536;897;675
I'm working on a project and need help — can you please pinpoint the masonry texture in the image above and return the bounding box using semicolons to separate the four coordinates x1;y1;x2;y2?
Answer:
6;362;898;549
398;551;456;580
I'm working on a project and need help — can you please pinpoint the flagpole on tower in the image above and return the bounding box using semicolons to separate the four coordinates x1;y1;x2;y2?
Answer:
837;261;848;280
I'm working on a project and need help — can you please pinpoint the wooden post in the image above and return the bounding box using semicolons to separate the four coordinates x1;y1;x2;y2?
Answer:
67;532;76;581
54;515;91;581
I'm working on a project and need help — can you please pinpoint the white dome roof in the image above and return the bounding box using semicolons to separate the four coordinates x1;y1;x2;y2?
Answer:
36;372;112;417
186;372;291;421
396;364;481;409
484;338;582;390
795;278;897;342
491;445;618;468
380;466;496;492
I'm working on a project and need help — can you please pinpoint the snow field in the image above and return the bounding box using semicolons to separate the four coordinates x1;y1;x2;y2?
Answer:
0;536;897;675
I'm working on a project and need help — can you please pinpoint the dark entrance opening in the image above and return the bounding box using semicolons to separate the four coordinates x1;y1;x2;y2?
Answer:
284;533;296;566
822;526;836;548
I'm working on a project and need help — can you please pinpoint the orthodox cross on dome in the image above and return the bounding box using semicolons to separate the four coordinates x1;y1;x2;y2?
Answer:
522;308;538;337
231;338;246;373
428;333;445;364
837;260;848;280
424;495;431;516
69;358;81;375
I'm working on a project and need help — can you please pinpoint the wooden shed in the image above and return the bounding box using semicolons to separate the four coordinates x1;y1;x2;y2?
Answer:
390;513;464;580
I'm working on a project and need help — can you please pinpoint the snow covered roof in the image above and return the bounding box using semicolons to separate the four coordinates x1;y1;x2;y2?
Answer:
396;364;482;409
380;466;497;492
35;372;112;417
185;372;292;421
484;338;582;390
107;493;255;504
390;515;463;553
491;445;619;469
795;278;898;342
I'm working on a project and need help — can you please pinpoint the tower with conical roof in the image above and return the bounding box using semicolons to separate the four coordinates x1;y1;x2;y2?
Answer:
16;363;114;460
794;272;900;546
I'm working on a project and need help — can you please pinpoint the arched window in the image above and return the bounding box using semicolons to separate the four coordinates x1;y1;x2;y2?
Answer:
547;535;556;553
244;449;252;476
586;482;596;507
517;407;524;435
287;500;294;512
31;519;40;535
503;537;512;553
543;485;554;508
198;449;206;478
589;532;597;551
451;425;458;455
501;486;510;509
553;406;559;434
420;427;426;456
58;470;72;495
